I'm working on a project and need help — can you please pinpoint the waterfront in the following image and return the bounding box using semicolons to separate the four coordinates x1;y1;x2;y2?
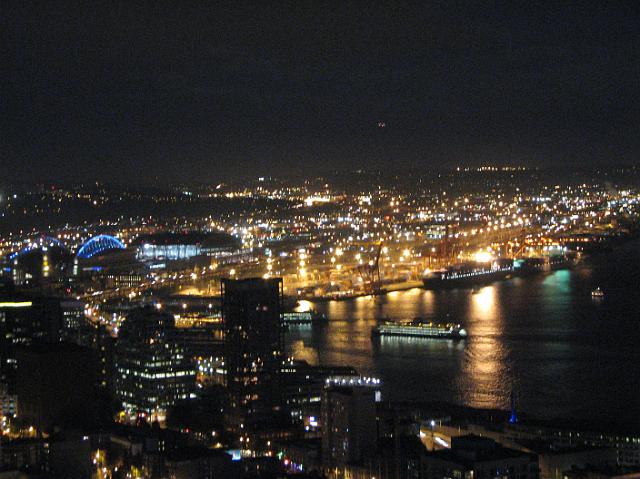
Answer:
286;240;640;430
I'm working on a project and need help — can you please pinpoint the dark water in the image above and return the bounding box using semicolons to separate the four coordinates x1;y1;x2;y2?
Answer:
285;240;640;430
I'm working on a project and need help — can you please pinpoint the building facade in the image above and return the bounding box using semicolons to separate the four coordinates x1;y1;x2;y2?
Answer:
16;343;96;432
0;296;64;392
321;384;378;470
222;278;284;429
421;435;539;479
115;307;196;421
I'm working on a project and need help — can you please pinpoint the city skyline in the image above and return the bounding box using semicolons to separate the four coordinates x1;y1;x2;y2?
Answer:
2;3;640;477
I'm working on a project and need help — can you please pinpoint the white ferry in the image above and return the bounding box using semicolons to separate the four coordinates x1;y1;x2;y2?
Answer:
372;319;467;339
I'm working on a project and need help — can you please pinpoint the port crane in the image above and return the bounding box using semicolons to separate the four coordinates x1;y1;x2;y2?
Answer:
356;242;383;294
509;228;529;258
426;224;460;267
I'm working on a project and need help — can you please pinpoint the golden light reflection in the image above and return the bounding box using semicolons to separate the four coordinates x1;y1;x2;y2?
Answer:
288;339;319;365
462;285;511;410
421;288;434;302
295;300;313;313
405;287;422;297
470;286;496;318
290;287;518;411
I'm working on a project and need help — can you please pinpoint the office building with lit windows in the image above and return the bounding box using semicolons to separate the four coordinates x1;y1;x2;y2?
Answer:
59;299;86;341
114;306;196;421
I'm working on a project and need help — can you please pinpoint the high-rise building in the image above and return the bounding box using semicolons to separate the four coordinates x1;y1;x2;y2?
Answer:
115;306;196;422
280;359;360;427
0;382;17;420
59;299;87;342
0;295;64;391
16;343;96;432
221;278;283;429
79;321;115;391
321;382;378;469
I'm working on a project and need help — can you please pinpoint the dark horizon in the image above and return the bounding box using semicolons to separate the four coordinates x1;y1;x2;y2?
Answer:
3;2;640;184
3;163;640;191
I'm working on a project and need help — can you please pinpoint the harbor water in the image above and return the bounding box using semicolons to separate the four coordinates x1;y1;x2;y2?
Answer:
285;240;640;430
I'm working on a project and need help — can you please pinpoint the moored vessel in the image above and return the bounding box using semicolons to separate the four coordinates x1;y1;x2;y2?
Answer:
513;254;574;275
422;259;514;289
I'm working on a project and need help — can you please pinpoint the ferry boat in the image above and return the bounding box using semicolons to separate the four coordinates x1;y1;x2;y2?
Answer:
422;259;514;289
372;319;467;339
591;287;605;298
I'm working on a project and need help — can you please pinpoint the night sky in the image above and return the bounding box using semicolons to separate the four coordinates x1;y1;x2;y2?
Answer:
3;2;640;184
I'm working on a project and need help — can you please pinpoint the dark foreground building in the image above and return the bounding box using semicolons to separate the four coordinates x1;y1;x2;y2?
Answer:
321;383;378;470
222;278;284;430
0;295;64;390
422;435;539;479
16;343;96;432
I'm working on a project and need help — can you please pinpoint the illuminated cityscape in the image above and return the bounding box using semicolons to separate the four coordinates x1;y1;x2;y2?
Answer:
1;167;639;477
3;2;640;479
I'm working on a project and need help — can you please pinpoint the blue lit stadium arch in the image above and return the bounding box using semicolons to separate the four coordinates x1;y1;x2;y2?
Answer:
76;235;126;259
8;236;68;261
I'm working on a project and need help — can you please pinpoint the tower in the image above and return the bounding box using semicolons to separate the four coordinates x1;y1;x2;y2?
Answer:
115;306;196;422
222;278;284;429
321;383;378;469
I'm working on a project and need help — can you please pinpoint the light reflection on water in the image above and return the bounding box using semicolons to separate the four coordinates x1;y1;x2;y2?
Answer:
284;243;640;428
459;286;507;407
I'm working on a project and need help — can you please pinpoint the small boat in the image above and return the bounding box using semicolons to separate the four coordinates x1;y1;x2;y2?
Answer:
591;287;604;298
